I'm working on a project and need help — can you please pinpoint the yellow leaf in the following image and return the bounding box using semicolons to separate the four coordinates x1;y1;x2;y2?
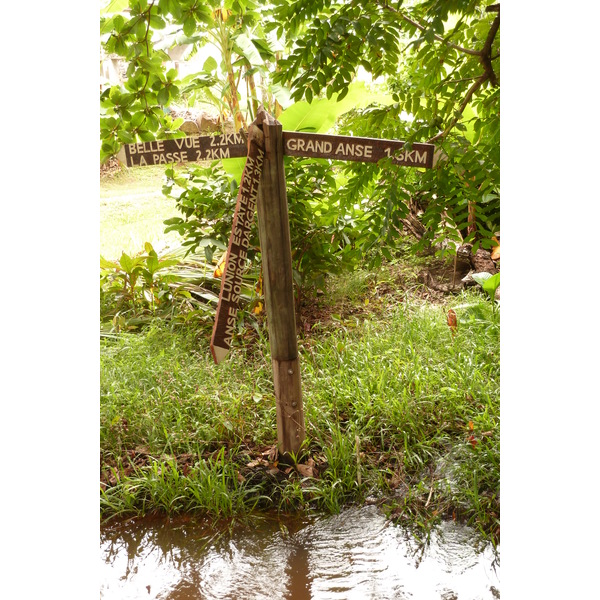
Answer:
491;236;500;261
214;252;227;278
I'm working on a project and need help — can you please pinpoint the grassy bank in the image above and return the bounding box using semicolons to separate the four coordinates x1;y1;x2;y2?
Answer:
100;271;500;545
100;164;182;259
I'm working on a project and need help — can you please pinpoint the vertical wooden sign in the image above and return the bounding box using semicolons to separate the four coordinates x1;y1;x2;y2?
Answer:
210;124;265;364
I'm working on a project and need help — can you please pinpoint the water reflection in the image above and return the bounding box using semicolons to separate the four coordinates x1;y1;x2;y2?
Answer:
100;506;499;599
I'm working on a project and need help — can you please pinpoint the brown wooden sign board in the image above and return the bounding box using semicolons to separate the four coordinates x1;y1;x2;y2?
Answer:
282;132;435;168
116;132;435;169
115;132;248;167
209;127;265;364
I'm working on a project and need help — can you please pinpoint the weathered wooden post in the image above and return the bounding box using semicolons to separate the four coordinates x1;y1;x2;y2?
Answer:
115;122;436;459
255;108;305;457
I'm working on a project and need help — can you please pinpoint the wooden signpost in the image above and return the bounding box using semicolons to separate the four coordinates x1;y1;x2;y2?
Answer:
116;110;435;456
209;125;265;365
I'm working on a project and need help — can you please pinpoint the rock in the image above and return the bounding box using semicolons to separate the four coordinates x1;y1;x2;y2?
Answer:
179;120;200;135
196;113;221;133
466;245;498;274
222;117;235;134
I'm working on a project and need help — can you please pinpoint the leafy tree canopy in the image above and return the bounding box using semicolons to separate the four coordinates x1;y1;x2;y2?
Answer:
101;0;500;282
268;0;500;253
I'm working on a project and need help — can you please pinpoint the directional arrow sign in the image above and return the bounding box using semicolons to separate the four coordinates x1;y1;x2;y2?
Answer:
282;132;435;168
116;132;435;168
209;125;265;364
115;132;247;167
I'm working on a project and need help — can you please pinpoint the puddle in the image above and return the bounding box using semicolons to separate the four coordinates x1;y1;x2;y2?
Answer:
100;505;499;599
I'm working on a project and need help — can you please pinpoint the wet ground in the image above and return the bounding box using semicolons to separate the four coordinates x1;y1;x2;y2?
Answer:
101;505;499;599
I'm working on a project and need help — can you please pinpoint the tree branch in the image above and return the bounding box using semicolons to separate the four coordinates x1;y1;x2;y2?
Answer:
427;74;488;144
379;2;480;56
374;1;501;145
479;11;500;86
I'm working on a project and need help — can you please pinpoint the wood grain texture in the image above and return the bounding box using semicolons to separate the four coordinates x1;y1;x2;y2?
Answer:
255;108;305;455
210;123;265;363
272;358;305;455
282;132;435;168
256;110;298;361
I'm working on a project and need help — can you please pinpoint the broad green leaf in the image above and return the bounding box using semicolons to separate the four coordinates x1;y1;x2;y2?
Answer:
183;16;196;37
278;82;371;133
100;17;115;35
481;272;500;300
119;252;134;273
471;272;492;286
203;56;218;72
233;33;264;66
146;254;159;274
154;259;180;271
220;157;246;184
100;256;119;269
157;87;170;105
270;83;293;109
149;14;166;29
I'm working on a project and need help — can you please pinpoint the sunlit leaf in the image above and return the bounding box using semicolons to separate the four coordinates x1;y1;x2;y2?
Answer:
214;252;227;278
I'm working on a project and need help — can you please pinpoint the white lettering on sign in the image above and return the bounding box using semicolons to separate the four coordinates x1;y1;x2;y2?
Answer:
210;133;244;146
221;251;240;305
334;142;373;158
128;140;165;155
224;305;237;347
286;137;333;154
195;147;231;161
384;147;428;164
153;151;188;164
174;137;199;150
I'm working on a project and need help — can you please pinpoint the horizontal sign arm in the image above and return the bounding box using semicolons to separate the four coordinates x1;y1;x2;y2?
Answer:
116;132;435;169
282;132;435;168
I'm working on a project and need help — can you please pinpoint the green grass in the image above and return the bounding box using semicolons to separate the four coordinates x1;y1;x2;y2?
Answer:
100;286;500;545
100;165;499;545
100;164;182;259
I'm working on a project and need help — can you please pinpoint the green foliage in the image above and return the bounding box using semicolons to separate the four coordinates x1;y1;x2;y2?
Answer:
100;242;216;332
270;0;501;255
100;0;278;162
471;271;500;301
101;287;500;542
101;0;500;288
161;157;362;295
162;163;240;262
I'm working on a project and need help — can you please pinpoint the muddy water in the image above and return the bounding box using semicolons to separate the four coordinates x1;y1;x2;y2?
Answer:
100;505;500;599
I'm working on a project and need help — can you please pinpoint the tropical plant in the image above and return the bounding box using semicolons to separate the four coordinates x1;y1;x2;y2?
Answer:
269;0;500;256
471;271;500;302
161;87;389;298
101;0;500;291
100;0;284;163
100;242;217;331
